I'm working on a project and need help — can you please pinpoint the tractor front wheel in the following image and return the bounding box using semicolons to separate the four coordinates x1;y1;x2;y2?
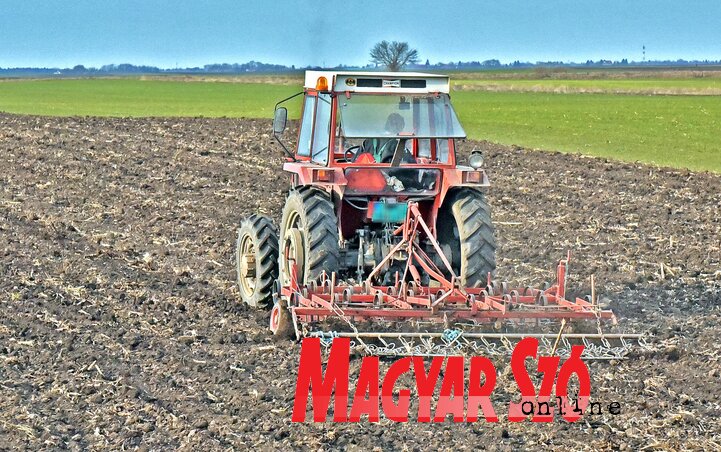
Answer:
236;215;279;308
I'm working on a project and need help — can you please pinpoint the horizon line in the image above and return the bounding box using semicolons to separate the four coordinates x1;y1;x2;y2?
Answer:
3;57;721;72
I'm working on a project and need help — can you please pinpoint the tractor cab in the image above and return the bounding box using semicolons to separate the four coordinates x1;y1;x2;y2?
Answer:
275;71;469;167
267;70;494;292
272;71;490;232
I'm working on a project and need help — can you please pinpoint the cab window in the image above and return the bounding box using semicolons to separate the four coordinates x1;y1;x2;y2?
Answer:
417;139;452;163
312;93;332;164
297;95;315;157
418;139;431;158
437;139;450;163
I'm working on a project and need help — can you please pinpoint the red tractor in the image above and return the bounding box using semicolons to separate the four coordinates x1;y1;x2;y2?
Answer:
236;71;640;358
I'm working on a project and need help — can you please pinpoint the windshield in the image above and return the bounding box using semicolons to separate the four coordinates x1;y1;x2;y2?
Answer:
338;93;466;139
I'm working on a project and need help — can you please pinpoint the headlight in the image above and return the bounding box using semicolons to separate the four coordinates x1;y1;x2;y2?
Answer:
469;151;484;170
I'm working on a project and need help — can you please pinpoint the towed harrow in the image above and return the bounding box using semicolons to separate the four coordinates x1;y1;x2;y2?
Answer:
271;202;644;360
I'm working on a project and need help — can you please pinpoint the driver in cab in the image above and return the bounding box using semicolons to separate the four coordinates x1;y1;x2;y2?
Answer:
352;113;415;164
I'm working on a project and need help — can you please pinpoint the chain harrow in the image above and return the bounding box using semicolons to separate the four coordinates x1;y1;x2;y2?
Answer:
306;328;648;360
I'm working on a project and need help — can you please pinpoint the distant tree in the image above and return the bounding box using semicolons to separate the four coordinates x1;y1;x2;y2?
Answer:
370;41;419;71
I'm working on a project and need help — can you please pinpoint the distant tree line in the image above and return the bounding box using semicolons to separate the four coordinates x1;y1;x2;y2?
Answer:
408;58;721;70
0;60;299;77
2;58;721;77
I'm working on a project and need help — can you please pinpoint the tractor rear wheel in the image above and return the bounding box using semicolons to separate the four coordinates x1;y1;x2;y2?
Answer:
438;189;496;287
236;215;279;308
278;188;340;286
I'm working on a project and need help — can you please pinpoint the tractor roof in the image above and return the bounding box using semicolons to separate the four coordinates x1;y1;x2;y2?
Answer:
304;70;450;94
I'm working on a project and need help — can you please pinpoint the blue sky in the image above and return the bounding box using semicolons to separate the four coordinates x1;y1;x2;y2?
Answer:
2;0;720;68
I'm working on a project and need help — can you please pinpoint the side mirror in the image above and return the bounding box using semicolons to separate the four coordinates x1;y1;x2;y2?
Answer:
273;107;287;135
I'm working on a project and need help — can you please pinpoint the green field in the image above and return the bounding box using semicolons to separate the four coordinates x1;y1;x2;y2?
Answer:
452;78;721;95
0;77;719;172
453;92;721;172
0;79;301;118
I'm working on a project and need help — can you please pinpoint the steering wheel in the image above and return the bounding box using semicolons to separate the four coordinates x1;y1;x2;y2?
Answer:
344;145;362;162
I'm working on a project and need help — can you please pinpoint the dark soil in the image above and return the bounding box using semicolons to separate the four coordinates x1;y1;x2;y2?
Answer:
1;114;720;450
